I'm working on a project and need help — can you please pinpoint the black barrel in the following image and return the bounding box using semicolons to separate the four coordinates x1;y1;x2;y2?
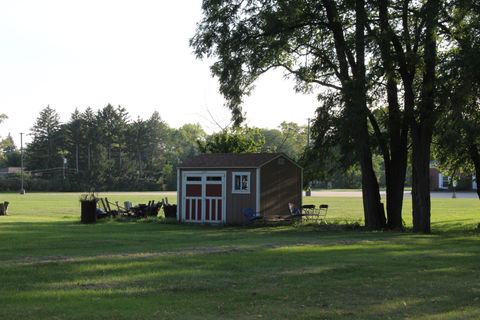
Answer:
81;200;97;224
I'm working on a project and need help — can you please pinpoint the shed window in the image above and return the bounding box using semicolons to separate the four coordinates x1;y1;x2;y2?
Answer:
232;172;250;194
187;176;201;182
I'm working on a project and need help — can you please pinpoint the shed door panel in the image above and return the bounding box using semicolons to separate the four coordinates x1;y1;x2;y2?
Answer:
182;172;225;224
185;184;203;223
205;181;223;223
203;199;222;221
186;184;202;197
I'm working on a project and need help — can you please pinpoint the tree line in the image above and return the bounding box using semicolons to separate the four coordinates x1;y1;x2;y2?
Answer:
191;0;480;233
0;105;311;191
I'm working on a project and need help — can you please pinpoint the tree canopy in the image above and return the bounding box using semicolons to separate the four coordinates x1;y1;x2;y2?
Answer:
192;0;478;232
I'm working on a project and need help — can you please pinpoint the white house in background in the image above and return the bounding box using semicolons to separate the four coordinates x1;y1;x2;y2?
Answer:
0;167;22;175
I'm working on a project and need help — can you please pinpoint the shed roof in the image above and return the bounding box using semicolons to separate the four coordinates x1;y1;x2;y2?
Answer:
178;153;300;169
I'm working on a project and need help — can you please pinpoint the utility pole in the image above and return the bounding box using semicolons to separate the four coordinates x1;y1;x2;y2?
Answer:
63;157;67;179
306;118;311;147
88;143;91;171
76;144;79;174
452;178;457;199
20;132;25;194
305;119;312;196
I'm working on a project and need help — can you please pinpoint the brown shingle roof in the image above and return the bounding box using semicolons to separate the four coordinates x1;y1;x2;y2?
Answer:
178;153;290;168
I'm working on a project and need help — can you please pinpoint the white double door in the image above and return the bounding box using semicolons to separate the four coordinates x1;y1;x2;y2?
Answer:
182;171;226;223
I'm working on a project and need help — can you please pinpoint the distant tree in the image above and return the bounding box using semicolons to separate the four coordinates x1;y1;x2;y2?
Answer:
96;104;131;187
434;102;480;194
301;92;361;188
64;109;83;173
199;126;265;154
434;0;480;199
163;123;206;189
96;104;129;161
26;106;64;172
434;89;480;198
278;122;307;159
0;134;16;155
0;134;21;167
61;108;102;190
260;122;307;160
260;128;282;153
169;123;206;161
143;111;171;174
82;107;106;189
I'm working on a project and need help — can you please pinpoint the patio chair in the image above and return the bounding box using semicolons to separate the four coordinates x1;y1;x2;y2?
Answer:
242;207;264;224
288;202;303;219
301;204;316;219
318;204;328;222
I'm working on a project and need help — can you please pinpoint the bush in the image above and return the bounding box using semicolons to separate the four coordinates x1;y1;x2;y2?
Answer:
0;175;22;191
0;174;168;192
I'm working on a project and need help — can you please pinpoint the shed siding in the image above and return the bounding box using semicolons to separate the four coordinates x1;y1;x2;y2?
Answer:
225;168;257;225
260;156;302;218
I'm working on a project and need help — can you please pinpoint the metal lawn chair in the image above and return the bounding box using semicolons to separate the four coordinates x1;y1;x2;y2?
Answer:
318;204;328;222
288;202;304;220
242;207;264;224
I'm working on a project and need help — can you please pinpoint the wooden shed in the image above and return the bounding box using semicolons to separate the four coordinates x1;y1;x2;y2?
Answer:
176;153;303;225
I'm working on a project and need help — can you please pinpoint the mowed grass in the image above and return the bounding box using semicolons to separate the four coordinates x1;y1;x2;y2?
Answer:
0;193;479;319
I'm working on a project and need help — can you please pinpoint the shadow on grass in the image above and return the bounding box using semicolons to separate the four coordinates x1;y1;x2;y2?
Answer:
0;223;478;319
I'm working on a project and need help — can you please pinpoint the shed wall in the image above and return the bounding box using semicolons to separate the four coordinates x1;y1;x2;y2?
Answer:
260;156;302;218
225;168;257;225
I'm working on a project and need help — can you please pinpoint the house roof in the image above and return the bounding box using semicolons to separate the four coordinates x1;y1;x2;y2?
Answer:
178;153;300;169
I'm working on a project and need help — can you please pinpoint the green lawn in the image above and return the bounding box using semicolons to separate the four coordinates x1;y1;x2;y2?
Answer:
0;192;479;319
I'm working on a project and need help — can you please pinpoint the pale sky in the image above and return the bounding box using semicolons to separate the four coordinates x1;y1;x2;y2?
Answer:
0;0;319;145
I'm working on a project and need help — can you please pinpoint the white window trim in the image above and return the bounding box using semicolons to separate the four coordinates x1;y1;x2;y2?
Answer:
232;172;251;194
256;168;261;212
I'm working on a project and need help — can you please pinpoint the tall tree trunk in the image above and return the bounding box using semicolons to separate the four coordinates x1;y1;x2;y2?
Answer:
368;107;405;230
349;86;385;229
411;0;439;233
385;153;407;229
323;0;386;229
377;0;408;230
467;143;480;199
355;0;386;230
385;81;409;230
412;125;432;233
359;134;387;229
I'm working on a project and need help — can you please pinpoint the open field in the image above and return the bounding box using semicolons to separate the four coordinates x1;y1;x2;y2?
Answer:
0;192;479;319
